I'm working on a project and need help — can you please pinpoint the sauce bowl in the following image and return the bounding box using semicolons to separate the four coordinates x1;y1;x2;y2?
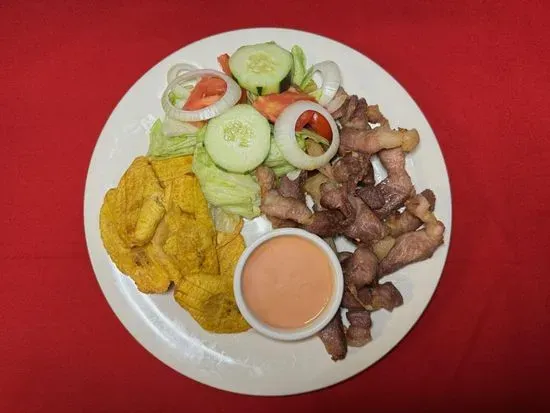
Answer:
233;228;344;341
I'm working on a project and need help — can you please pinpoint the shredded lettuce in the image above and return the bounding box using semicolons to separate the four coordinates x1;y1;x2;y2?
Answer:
147;119;199;158
192;143;260;219
262;135;306;177
291;45;307;86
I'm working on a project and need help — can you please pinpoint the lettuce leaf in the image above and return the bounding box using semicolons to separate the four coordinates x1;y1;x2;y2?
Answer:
291;45;319;94
192;143;260;219
147;119;199;158
262;135;306;177
291;45;307;86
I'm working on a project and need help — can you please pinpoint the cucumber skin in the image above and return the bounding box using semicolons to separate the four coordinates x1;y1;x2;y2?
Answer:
229;42;293;96
256;72;292;96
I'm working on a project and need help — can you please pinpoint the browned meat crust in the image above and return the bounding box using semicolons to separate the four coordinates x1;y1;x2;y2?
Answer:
379;220;445;276
342;196;388;244
300;210;343;237
385;189;436;237
346;310;372;347
278;171;307;202
261;190;313;225
357;185;385;210
342;245;379;291
374;148;415;219
318;312;347;361
342;282;403;312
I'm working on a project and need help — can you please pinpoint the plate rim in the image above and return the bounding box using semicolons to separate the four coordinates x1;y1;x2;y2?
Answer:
84;27;453;396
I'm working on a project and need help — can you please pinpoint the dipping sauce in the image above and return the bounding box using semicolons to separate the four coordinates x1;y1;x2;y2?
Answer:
242;235;333;329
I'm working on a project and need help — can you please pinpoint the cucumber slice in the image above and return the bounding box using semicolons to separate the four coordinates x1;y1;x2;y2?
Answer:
229;42;293;96
204;104;270;173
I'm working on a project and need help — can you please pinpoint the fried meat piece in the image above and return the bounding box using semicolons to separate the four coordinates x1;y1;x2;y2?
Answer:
366;104;388;125
301;210;343;237
342;196;388;244
378;192;445;276
357;185;385;210
318;312;347;361
342;245;379;291
342;282;403;312
278;171;307;202
255;165;276;197
256;166;312;225
261;190;313;225
385;189;436;237
340;124;420;155
370;282;404;311
346;310;372;347
332;152;372;192
320;182;354;223
372;236;396;261
374;148;415;219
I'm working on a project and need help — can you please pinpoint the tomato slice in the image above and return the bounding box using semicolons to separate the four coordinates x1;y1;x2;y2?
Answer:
183;94;221;111
296;110;314;130
253;91;315;123
217;54;232;76
217;53;248;103
308;112;333;142
183;76;227;110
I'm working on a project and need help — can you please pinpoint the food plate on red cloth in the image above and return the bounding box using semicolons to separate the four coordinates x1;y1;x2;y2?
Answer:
84;28;452;395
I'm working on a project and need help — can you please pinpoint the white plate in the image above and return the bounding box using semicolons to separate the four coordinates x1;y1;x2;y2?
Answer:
84;28;452;396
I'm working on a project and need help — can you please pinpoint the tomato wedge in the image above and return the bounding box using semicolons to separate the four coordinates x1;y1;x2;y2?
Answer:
183;95;221;111
217;53;247;103
253;91;315;123
217;54;232;76
308;112;333;142
253;91;333;141
183;76;227;111
296;111;314;130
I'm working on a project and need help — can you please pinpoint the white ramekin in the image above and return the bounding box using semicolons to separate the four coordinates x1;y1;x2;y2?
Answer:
233;228;344;341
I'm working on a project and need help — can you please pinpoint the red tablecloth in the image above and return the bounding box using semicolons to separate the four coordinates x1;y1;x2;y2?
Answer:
2;1;549;412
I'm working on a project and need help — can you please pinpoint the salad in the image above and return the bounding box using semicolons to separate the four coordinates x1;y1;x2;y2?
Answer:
149;42;342;220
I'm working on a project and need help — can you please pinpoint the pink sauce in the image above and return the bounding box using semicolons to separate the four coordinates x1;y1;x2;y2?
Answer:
242;235;333;329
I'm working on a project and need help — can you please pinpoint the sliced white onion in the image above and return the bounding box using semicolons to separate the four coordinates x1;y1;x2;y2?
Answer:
161;69;241;122
162;117;199;137
326;87;348;114
167;63;200;84
274;101;340;171
311;61;342;106
286;169;302;181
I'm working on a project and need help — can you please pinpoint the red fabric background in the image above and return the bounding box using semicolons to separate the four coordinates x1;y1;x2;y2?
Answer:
2;0;549;412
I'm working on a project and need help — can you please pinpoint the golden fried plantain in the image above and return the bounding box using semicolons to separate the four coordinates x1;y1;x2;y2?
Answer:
100;189;177;293
112;157;166;247
174;272;249;333
100;154;249;333
150;156;194;213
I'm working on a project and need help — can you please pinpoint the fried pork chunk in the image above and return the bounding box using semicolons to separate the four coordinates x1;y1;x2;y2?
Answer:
374;148;415;219
346;310;372;347
385;189;436;237
342;196;388;244
255;166;312;226
318;312;347;361
379;192;445;276
342;245;379;291
342;282;403;312
340;124;420;155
